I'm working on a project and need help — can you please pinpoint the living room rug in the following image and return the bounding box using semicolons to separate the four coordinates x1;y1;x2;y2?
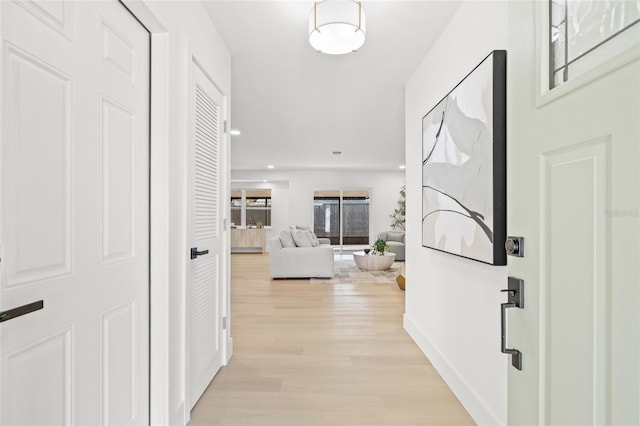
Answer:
310;257;402;285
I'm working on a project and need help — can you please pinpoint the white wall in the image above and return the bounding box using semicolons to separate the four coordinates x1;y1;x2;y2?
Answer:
232;170;405;246
137;2;231;425
404;2;508;425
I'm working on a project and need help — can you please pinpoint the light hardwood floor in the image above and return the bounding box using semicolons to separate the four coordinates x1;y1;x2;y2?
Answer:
189;254;474;426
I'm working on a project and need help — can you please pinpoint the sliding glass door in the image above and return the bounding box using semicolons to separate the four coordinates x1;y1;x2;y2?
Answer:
313;193;340;244
313;190;370;249
342;194;369;245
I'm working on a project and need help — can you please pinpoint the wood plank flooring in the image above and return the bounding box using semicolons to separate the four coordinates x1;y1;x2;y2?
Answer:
189;254;474;426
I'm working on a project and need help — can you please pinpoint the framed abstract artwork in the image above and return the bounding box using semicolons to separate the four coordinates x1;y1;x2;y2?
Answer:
422;50;507;266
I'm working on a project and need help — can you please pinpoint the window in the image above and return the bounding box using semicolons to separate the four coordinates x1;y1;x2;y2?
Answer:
230;189;271;227
245;190;271;227
549;0;640;89
230;190;242;226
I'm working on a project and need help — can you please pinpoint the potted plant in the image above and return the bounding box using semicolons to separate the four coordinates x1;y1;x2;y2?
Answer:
390;184;406;231
370;238;388;256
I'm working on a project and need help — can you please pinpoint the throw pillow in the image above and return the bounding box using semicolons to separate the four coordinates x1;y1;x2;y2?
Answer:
292;230;312;247
304;229;320;247
387;232;405;242
295;225;310;231
279;230;296;248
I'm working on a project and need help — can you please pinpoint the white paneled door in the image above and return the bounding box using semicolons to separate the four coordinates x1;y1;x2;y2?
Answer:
0;1;150;424
507;2;639;425
188;61;225;409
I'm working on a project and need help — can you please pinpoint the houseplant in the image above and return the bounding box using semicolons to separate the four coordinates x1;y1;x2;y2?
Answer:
390;184;406;231
370;238;389;256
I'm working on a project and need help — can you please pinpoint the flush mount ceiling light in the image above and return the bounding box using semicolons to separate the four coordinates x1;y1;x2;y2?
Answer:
309;1;366;55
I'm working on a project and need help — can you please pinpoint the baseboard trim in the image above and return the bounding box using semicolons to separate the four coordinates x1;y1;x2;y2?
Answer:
403;314;504;426
230;247;263;253
225;337;233;364
173;401;186;426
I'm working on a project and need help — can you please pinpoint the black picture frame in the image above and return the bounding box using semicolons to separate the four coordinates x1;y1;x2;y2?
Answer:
421;50;507;266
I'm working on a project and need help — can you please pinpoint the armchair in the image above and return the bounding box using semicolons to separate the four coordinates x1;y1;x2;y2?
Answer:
376;231;405;261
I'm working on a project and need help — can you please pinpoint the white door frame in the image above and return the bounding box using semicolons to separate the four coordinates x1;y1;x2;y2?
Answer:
148;33;172;425
120;2;232;424
116;2;172;423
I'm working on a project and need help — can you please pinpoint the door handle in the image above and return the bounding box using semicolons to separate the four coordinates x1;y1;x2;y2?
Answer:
501;277;524;370
501;302;522;370
0;300;44;323
190;247;209;260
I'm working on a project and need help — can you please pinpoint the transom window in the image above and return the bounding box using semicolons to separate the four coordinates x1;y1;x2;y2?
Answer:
549;0;640;89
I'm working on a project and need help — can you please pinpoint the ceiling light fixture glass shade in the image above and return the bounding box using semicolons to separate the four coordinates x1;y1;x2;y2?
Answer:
309;1;366;55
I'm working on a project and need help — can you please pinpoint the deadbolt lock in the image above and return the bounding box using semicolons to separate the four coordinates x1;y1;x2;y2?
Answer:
505;236;524;257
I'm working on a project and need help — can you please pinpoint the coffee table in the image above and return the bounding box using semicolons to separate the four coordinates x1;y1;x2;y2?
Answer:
353;251;396;271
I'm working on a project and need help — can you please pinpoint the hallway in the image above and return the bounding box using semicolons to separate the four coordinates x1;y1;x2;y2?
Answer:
189;254;474;425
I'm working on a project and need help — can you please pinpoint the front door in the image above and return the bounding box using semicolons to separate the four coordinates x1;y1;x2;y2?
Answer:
507;1;639;424
0;1;150;424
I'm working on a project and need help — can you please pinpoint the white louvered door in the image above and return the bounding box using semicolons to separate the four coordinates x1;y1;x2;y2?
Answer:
188;61;225;409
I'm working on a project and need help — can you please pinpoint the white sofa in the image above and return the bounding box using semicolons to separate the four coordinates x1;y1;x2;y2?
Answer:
269;228;334;279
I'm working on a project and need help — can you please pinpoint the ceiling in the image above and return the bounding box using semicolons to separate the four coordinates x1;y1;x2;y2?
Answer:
202;1;462;172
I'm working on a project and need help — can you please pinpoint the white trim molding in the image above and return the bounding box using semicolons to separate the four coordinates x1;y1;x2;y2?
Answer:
120;1;171;424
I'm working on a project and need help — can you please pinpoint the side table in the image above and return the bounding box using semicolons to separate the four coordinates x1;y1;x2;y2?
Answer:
353;251;396;271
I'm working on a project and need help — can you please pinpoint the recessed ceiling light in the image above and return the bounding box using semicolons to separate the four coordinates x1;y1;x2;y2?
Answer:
332;151;343;156
229;129;241;136
399;165;406;169
262;180;268;183
267;165;274;169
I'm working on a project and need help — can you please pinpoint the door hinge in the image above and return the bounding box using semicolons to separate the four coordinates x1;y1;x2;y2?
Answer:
222;316;227;330
223;120;228;133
